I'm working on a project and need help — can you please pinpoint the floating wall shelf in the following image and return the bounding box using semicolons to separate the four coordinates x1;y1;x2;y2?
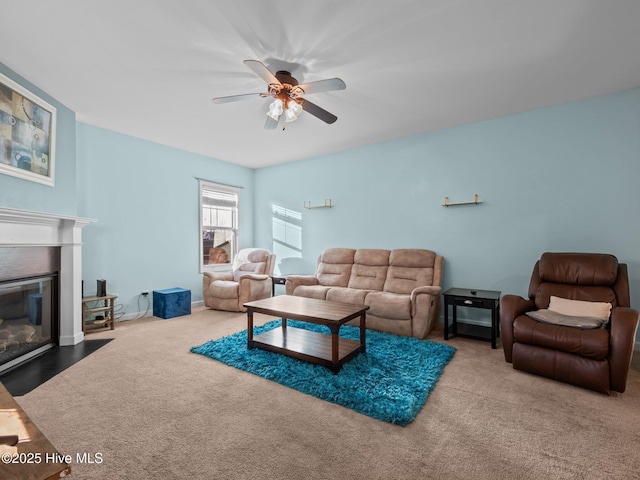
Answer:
304;199;333;209
442;194;482;207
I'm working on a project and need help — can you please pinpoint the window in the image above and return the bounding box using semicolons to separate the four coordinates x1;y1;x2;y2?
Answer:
199;180;239;271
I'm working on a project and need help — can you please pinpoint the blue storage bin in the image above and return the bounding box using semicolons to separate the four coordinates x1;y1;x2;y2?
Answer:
153;288;191;319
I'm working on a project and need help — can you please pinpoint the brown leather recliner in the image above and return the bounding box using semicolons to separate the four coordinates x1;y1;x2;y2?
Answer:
500;252;639;394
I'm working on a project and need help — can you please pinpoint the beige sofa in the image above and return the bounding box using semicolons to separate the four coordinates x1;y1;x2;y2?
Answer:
285;248;443;339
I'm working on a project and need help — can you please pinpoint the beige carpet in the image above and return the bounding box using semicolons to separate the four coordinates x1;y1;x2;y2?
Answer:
12;307;640;480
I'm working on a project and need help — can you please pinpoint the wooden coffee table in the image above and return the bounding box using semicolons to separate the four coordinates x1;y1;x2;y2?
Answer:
0;382;71;479
243;295;369;373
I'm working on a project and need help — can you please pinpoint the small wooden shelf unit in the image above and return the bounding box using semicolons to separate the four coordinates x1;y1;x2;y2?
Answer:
82;293;117;332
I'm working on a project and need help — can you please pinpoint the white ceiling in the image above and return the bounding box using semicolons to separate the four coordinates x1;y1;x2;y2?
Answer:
1;0;640;169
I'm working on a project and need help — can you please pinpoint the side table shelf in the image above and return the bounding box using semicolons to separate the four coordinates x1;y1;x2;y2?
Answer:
82;294;117;332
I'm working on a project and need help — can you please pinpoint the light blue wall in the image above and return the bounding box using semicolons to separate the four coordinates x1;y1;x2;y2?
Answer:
76;123;254;316
3;57;639;340
0;63;77;215
254;89;640;331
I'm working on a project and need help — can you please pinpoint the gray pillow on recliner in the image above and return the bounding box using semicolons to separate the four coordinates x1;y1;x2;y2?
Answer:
525;309;605;329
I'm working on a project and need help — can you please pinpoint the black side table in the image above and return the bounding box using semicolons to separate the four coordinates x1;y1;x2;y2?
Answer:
271;275;288;296
443;288;501;349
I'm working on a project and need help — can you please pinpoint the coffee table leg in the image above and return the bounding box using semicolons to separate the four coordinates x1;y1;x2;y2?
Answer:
282;317;287;330
247;309;254;349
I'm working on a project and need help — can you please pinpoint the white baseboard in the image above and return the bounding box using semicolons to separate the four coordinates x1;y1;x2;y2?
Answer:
116;300;204;323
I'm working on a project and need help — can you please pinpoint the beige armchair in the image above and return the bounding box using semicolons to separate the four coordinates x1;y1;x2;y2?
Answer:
203;248;276;312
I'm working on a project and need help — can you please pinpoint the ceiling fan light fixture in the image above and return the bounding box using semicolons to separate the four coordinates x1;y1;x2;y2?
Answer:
215;60;345;128
284;100;303;122
266;98;284;120
288;100;302;115
284;109;297;123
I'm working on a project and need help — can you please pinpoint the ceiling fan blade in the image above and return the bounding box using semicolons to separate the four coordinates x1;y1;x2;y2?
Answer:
264;115;278;130
212;93;266;104
294;78;346;95
300;99;338;124
244;60;281;86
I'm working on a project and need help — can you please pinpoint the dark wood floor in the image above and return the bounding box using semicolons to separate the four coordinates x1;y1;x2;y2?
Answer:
0;339;111;396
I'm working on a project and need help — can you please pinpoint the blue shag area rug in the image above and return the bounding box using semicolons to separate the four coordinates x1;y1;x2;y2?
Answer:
191;320;456;426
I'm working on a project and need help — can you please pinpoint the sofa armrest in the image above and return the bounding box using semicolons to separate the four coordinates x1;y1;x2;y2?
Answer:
409;286;442;339
500;295;536;363
285;275;319;295
411;285;441;301
609;306;640;393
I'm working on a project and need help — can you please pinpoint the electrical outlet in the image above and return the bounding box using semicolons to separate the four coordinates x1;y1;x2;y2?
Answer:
142;290;149;296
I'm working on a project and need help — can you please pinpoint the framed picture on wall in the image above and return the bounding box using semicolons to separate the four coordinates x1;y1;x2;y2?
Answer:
0;72;56;186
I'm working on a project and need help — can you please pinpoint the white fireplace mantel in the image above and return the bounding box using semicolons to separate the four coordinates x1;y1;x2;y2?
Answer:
0;207;96;346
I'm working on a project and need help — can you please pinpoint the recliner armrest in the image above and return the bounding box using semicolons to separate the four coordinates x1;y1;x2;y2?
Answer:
285;275;319;295
203;271;234;283
237;273;270;283
500;295;536;363
609;306;640;393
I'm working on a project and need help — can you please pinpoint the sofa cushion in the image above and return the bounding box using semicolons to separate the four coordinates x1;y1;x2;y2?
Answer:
348;264;388;291
319;248;356;264
365;292;412;320
513;315;609;360
349;254;386;288
383;249;436;294
293;285;331;300
390;249;436;268
347;249;389;291
354;249;390;266
326;287;373;305
316;248;355;287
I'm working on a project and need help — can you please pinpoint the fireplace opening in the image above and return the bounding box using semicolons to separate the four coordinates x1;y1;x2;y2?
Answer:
0;246;61;373
0;275;58;373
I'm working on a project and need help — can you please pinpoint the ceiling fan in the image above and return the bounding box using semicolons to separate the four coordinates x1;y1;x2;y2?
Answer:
212;60;346;130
